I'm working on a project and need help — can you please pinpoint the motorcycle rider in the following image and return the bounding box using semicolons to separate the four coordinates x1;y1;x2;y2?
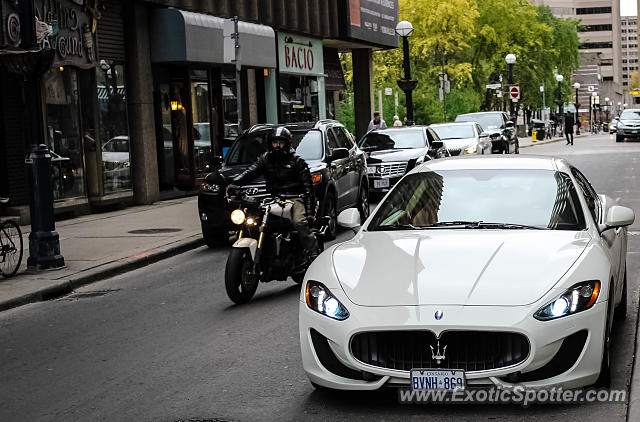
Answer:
227;126;319;262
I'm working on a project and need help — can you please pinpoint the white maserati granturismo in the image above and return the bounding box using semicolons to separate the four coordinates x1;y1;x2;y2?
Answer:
299;156;634;391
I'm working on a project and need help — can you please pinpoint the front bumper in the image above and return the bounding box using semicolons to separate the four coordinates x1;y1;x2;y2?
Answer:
617;128;640;139
300;298;606;391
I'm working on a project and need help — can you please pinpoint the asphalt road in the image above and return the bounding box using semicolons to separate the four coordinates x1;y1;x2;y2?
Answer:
1;133;639;422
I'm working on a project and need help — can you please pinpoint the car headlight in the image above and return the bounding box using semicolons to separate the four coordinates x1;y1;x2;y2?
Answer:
230;209;246;225
534;281;600;321
464;145;477;154
201;182;220;193
305;280;350;320
618;123;626;129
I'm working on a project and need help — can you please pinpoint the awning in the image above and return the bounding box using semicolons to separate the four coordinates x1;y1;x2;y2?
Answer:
150;9;276;68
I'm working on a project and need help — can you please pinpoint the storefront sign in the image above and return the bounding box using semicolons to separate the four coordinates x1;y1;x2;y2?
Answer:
34;0;101;69
278;32;324;76
347;0;399;48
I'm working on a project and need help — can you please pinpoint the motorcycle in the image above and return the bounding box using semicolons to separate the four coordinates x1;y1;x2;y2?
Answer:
224;187;326;304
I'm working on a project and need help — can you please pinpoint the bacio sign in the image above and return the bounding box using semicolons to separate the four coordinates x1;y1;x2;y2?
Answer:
277;32;324;76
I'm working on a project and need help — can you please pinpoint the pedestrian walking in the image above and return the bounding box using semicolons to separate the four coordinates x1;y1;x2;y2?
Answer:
367;112;387;131
392;115;402;127
564;112;574;145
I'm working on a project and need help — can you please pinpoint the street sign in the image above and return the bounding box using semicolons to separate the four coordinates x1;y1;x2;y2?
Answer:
445;80;450;94
510;86;520;100
486;83;501;89
385;88;393;95
439;87;444;101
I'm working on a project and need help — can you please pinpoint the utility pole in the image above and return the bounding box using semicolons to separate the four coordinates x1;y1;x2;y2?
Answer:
231;17;242;130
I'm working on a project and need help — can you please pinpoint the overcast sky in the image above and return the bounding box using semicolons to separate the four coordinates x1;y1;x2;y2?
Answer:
621;0;637;16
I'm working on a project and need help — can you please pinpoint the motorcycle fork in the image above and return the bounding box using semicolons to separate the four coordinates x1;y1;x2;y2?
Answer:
253;206;270;274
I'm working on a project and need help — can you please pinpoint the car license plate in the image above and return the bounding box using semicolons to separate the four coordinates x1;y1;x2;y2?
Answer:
633;130;638;134
410;369;466;391
374;179;389;189
367;166;377;175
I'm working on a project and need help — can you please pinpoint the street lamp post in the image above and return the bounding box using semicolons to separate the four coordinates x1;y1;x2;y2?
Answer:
573;82;580;135
505;54;516;122
604;97;610;124
591;92;597;133
556;74;563;134
396;21;417;126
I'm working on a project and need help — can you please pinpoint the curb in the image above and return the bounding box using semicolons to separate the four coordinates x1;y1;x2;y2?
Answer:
0;235;205;313
520;134;589;149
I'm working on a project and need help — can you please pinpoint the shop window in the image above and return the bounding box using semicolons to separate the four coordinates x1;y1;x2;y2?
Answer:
44;67;86;200
97;63;131;193
191;75;212;176
280;74;319;123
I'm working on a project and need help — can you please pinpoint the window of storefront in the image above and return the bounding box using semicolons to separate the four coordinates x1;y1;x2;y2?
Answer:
280;74;319;122
44;67;86;200
97;63;131;193
191;69;213;177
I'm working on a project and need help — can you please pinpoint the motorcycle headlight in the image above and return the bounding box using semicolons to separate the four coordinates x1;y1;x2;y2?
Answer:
230;209;246;225
305;280;350;320
534;281;600;321
464;145;477;154
200;182;220;193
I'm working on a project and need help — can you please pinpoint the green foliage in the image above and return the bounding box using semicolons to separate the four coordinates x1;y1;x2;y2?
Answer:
339;0;580;126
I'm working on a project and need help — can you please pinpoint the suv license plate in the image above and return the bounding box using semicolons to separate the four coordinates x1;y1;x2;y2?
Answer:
374;179;390;189
410;369;466;391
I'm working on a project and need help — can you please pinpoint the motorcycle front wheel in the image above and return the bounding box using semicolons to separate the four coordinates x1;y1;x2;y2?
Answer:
225;248;258;304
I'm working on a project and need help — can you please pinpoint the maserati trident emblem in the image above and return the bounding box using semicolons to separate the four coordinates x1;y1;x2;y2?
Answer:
435;310;443;320
430;341;447;365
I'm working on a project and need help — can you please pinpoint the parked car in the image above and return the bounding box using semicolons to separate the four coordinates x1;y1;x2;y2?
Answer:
300;155;634;391
430;122;492;155
609;117;619;134
357;126;449;195
616;110;640;142
198;120;369;246
455;111;519;154
101;136;131;189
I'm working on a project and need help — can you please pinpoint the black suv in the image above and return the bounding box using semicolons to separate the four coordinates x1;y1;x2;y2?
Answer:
358;126;449;195
198;120;369;246
455;111;519;154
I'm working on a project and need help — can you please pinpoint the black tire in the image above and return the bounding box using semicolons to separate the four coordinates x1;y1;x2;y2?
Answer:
0;220;23;278
594;283;613;388
323;192;338;241
225;248;258;304
615;268;628;321
357;182;370;223
203;228;229;248
616;135;623;143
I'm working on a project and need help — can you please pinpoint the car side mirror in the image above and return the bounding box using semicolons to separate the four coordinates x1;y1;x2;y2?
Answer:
601;205;635;232
479;132;489;138
505;121;515;129
430;140;444;150
337;208;361;229
328;147;349;162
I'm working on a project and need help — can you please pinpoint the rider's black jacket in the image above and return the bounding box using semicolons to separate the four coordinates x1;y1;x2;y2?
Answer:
231;149;315;216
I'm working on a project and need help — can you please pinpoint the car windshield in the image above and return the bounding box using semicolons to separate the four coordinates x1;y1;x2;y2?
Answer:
620;110;640;120
225;129;323;165
456;113;503;130
358;129;425;152
368;169;586;231
431;124;475;139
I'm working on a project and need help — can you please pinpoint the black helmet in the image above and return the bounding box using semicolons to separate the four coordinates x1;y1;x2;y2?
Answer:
268;126;293;153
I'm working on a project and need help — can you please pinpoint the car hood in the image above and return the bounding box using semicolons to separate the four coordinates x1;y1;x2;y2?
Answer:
332;230;590;307
209;165;265;184
482;129;503;136
365;148;426;163
442;138;477;149
618;120;640;126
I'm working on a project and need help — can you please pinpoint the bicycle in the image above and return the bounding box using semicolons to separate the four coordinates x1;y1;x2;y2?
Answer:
0;197;23;278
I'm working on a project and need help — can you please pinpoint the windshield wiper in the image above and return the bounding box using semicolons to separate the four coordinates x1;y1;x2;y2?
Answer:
423;221;545;230
471;222;546;230
373;223;418;231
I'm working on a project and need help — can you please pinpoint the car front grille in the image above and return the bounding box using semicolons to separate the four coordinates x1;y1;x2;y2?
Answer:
350;330;530;373
378;162;408;178
448;148;462;156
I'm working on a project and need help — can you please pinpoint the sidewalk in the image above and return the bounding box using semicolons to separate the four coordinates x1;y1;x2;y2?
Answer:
519;132;590;149
0;196;205;312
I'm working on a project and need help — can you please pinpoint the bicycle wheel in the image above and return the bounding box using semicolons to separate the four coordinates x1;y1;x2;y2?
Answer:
0;220;23;278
